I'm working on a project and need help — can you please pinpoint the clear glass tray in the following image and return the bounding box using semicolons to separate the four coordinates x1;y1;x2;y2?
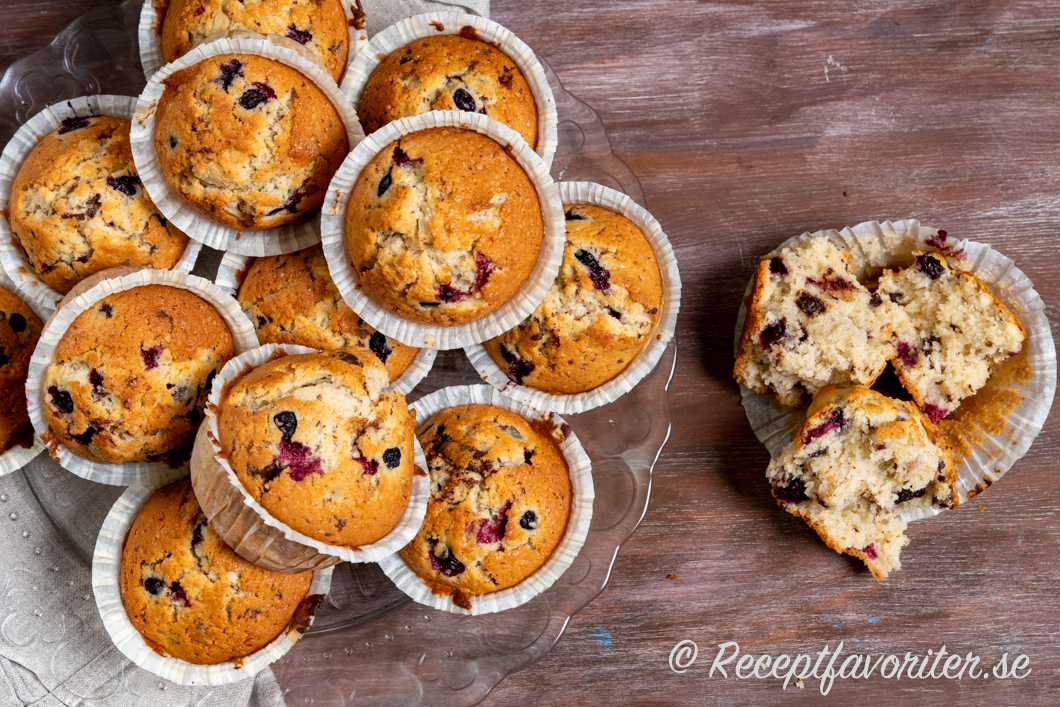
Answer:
3;2;676;703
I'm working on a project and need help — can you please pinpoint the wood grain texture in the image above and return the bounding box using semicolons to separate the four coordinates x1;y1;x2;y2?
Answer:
3;1;1060;704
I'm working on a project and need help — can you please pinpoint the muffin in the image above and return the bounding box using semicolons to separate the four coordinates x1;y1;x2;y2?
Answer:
237;245;418;380
878;252;1026;423
359;34;538;148
216;348;415;548
43;285;234;463
483;204;662;394
345;127;543;326
734;237;898;407
8;116;189;294
399;404;571;609
119;479;314;664
160;0;350;82
767;386;957;580
0;287;43;453
154;53;349;230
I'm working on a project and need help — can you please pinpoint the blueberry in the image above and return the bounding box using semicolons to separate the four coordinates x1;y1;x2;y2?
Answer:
99;303;113;318
248;460;284;482
274;411;297;441
436;283;466;303
238;82;277;110
58;116;91;134
286;25;312;44
216;59;244;92
0;349;7;366
353;456;379;476
89;369;104;395
917;254;945;280
862;543;878;560
574;249;611;291
428;546;465;577
266;188;306;216
606;307;622;320
71;426;97;446
895;341;918;367
106;175;141;196
802;407;845;445
869;293;882;307
888;292;902;304
368;331;392;364
473;253;496;293
392;146;422;167
169;581;190;607
499;345;534;385
202;369;217;396
140;343;164;370
772;477;808;504
335;351;362;367
524;448;533;464
377;170;393;197
921;403;948;424
519;510;538;530
564;209;586;221
191;520;206;546
796;291;826;316
143;577;165;595
47;386;74;414
758;320;786;348
168;136;178;149
382;447;401;469
896;487;928;504
8;312;26;333
769;257;787;275
453;88;476;112
255;313;272;329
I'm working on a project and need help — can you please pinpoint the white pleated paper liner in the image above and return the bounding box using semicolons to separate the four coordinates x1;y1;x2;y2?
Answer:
131;35;366;257
92;483;333;687
0;94;202;316
213;250;437;396
341;11;558;169
138;0;368;81
195;343;430;570
464;181;682;414
733;219;1056;520
378;384;595;616
26;268;258;487
0;265;44;476
321;110;565;350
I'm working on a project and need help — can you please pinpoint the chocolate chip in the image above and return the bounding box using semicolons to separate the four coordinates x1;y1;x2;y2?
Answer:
8;312;26;333
335;351;362;367
368;331;392;364
377;170;393;197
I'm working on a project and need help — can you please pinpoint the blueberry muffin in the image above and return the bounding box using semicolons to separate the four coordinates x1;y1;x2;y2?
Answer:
8;116;189;294
767;386;956;580
237;245;418;380
878;252;1026;423
0;287;43;453
399;404;571;609
484;204;662;394
43;285;234;463
216;349;415;548
359;34;538;148
155;54;349;230
734;237;898;407
119;479;314;664
160;0;350;82
345;127;543;326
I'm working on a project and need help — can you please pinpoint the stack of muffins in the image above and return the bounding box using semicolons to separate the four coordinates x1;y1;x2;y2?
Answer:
0;2;679;684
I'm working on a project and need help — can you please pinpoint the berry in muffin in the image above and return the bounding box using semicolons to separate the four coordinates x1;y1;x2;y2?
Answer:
399;404;571;609
766;385;956;580
8;116;189;294
483;203;663;394
119;479;314;664
216;348;416;548
43;285;234;463
160;0;350;82
345;127;543;326
359;34;538;148
877;252;1026;423
154;54;349;230
0;287;43;453
236;245;418;380
734;237;897;407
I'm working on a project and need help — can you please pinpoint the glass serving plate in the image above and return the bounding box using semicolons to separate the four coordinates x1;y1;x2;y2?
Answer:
3;2;675;704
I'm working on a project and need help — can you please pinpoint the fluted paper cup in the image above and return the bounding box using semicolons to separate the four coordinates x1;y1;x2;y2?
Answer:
213;250;437;395
378;384;594;615
92;482;333;686
0;95;201;315
341;11;558;168
464;181;682;414
321;110;564;350
138;0;368;81
193;343;430;571
131;35;365;257
734;219;1056;519
0;266;44;475
26;267;257;486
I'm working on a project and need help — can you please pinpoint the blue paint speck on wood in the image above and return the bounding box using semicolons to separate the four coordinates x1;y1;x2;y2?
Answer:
981;37;992;49
868;617;880;624
591;627;613;653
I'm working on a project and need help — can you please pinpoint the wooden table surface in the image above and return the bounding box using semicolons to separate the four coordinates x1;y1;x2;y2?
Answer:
4;1;1060;704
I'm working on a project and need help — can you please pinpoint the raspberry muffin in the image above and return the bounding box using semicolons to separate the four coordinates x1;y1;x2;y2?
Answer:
43;285;234;463
237;245;418;380
0;287;43;453
399;404;571;609
767;386;957;580
154;54;349;230
8;116;189;294
359;34;538;148
734;237;897;407
119;479;314;664
160;0;350;82
878;252;1026;423
484;204;662;394
216;349;415;548
345;127;543;326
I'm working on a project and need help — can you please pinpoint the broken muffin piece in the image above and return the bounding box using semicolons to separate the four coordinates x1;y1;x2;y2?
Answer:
766;385;957;580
